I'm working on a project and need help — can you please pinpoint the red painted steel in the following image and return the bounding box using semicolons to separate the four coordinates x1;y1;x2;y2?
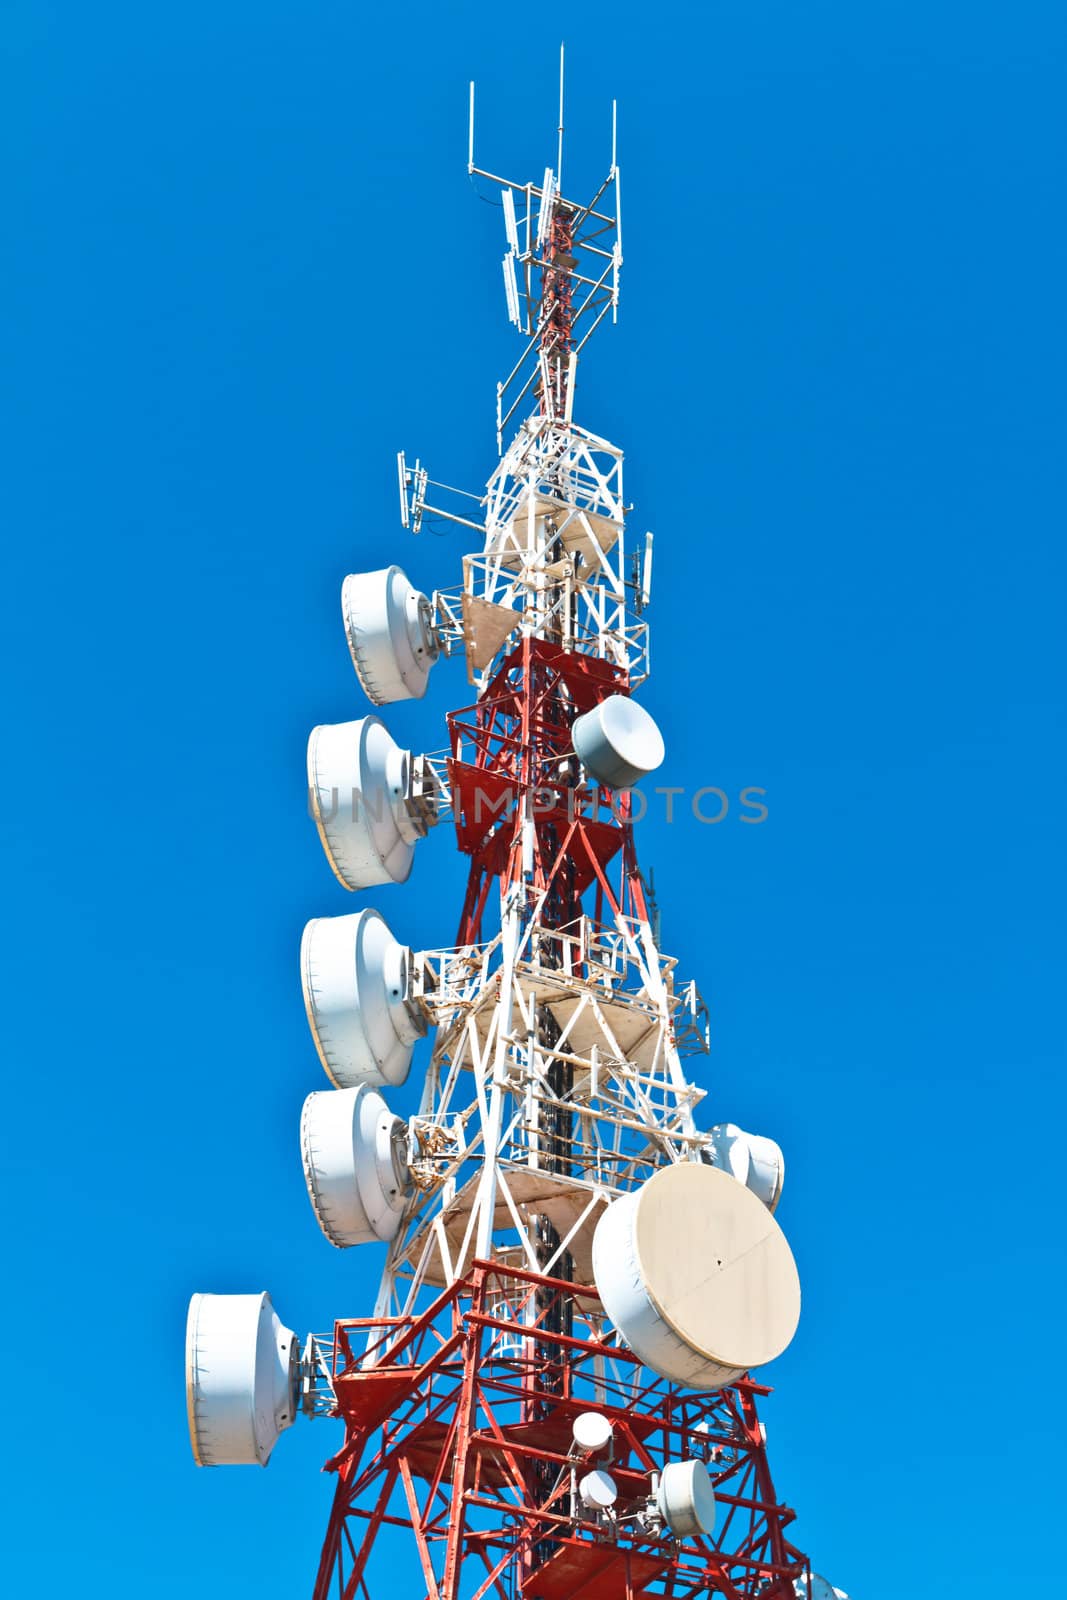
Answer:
447;637;642;944
312;1262;808;1600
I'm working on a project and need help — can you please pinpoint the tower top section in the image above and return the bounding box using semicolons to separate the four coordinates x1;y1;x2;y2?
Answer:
468;47;622;449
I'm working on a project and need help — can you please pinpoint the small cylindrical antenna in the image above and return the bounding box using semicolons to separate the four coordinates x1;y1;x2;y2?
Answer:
612;98;617;171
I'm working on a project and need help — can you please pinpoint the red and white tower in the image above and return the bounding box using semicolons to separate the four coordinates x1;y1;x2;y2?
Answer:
185;62;851;1600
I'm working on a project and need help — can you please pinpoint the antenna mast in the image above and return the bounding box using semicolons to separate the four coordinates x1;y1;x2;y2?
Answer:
185;59;850;1600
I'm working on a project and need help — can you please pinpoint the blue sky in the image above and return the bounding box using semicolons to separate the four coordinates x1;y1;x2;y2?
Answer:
3;3;1065;1596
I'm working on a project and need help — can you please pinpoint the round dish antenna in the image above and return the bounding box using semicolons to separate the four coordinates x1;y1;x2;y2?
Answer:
578;1469;618;1510
308;716;437;891
744;1131;786;1212
591;1163;801;1389
794;1576;850;1600
572;694;665;789
655;1459;717;1538
706;1122;750;1183
572;1412;614;1454
707;1124;786;1213
342;566;440;704
301;909;427;1089
301;1084;410;1248
185;1291;298;1467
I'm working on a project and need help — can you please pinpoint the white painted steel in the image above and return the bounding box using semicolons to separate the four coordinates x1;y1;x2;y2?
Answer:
185;1292;298;1467
377;909;709;1313
301;910;427;1089
707;1124;785;1213
572;694;665;789
342;566;439;704
572;1412;614;1453
308;717;432;891
301;1085;409;1247
591;1163;800;1390
655;1459;717;1537
578;1469;618;1509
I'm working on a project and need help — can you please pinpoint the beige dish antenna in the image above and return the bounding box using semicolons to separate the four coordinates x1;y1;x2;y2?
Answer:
592;1163;801;1389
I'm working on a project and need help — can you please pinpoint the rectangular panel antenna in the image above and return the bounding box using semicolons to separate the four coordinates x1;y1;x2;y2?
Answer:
502;254;520;327
536;167;555;250
466;81;623;447
502;188;520;256
397;451;409;529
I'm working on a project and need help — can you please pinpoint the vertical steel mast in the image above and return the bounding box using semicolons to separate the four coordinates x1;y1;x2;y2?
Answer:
186;56;849;1600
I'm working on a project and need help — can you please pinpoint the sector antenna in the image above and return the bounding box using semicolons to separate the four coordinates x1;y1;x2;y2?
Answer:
185;53;852;1600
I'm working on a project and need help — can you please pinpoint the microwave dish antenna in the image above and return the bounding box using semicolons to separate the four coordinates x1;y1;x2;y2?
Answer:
300;909;426;1089
185;1292;298;1467
655;1459;717;1538
707;1123;787;1213
572;694;665;789
578;1469;618;1511
300;1084;410;1248
307;716;438;891
572;1412;614;1454
706;1122;751;1183
745;1131;786;1212
794;1577;851;1600
342;566;440;704
592;1163;800;1389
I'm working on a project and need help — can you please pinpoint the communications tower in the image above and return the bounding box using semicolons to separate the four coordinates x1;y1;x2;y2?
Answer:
185;60;851;1600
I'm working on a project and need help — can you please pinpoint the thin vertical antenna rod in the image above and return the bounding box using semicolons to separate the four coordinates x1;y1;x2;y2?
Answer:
465;62;624;442
468;81;475;171
557;44;565;190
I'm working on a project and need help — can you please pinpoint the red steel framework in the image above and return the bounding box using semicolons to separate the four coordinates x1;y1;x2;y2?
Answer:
313;1263;806;1600
448;638;644;947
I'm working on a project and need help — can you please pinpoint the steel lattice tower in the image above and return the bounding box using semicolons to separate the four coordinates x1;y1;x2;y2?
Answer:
186;60;845;1600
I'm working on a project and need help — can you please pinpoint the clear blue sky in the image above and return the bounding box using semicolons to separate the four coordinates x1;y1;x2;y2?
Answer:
3;3;1064;1596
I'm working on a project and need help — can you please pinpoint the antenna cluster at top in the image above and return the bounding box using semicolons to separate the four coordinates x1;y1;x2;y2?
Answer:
469;46;623;446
